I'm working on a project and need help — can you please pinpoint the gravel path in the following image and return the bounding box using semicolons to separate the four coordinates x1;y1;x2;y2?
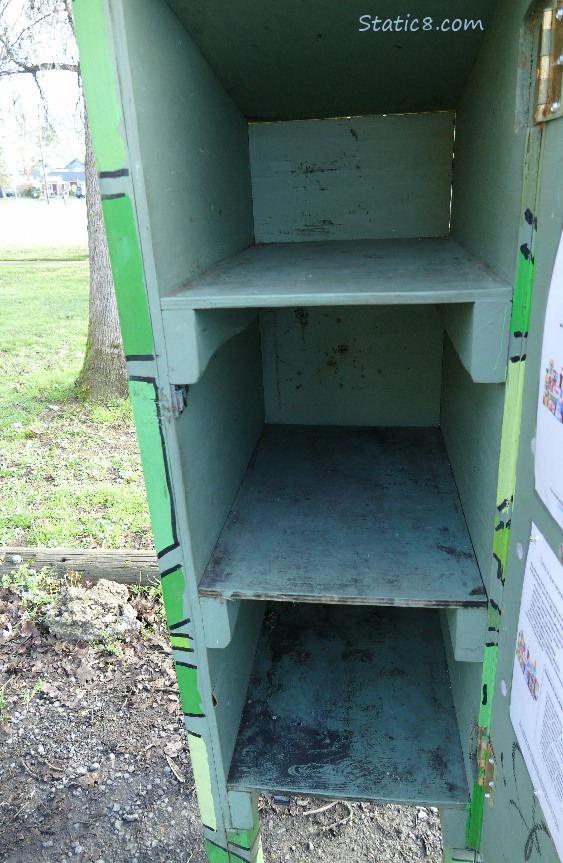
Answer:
0;583;443;863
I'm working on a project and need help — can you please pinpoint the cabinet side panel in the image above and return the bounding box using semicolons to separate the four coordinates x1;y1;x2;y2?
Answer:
450;0;535;283
177;322;265;580
441;337;505;580
122;0;254;295
250;113;454;243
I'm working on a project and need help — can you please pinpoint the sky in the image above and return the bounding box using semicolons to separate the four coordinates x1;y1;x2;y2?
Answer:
0;1;85;180
0;70;85;178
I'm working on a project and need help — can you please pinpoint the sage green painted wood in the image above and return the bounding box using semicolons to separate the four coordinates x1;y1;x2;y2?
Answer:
480;86;563;863
206;600;265;780
450;0;534;283
176;321;264;581
440;337;506;585
121;0;254;297
439;808;471;856
249;113;454;243
162;308;258;384
165;0;497;119
199;426;486;608
439;607;486;795
442;608;488;663
438;299;512;383
162;238;511;308
200;597;242;649
228;604;469;807
227;791;259;833
261;306;443;426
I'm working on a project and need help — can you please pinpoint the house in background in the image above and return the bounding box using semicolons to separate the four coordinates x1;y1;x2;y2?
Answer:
31;158;85;197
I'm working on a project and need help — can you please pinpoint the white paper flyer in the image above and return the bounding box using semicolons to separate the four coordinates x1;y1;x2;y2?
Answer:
535;231;563;529
510;527;563;859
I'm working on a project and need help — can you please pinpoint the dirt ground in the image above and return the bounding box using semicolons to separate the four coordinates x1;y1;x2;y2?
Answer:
0;582;444;863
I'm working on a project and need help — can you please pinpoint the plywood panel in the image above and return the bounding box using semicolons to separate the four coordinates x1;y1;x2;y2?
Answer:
177;322;265;579
228;603;469;807
199;425;486;607
122;0;254;295
261;306;443;426
163;238;511;308
167;0;497;119
440;337;505;583
250;113;454;242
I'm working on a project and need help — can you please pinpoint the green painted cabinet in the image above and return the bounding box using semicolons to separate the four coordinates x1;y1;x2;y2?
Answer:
74;2;563;861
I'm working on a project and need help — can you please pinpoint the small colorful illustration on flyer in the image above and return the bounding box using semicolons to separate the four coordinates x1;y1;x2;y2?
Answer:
542;359;563;423
516;629;540;701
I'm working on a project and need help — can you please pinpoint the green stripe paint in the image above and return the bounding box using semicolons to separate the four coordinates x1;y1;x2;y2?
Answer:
160;566;187;629
175;663;204;716
128;379;176;555
101;196;154;357
170;634;191;650
466;127;541;854
72;0;126;172
204;841;230;863
188;734;217;832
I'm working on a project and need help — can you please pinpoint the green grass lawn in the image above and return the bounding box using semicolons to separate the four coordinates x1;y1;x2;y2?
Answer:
0;260;152;549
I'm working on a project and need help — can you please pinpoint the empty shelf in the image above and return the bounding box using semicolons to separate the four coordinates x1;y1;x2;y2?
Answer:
228;603;469;807
162;237;510;309
199;426;486;608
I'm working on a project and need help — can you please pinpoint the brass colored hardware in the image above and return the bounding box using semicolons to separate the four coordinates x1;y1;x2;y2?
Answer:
477;729;497;808
535;2;563;123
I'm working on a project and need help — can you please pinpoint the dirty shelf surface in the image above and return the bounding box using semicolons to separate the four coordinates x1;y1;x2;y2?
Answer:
199;426;486;608
162;237;510;309
228;603;469;807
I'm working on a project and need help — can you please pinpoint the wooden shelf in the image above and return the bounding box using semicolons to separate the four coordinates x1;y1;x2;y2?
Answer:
163;237;509;309
161;238;511;383
228;603;469;807
199;425;486;608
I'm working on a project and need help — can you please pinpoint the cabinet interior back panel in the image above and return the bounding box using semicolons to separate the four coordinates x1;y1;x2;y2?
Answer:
262;306;443;426
250;112;455;243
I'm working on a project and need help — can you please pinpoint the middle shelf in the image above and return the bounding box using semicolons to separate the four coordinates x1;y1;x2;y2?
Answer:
198;425;487;608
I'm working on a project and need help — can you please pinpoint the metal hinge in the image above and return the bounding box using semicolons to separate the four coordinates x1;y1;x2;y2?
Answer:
170;384;188;418
534;1;563;123
477;728;497;807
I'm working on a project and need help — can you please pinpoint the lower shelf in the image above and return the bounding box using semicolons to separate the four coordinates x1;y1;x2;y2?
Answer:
199;425;486;608
228;603;469;808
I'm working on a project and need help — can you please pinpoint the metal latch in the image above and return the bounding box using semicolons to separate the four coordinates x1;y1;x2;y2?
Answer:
477;728;497;807
170;384;188;418
535;1;563;123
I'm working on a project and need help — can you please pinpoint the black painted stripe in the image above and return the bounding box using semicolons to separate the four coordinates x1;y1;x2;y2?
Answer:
126;353;155;362
174;646;195;654
161;563;182;580
170;630;192;640
157;542;180;559
169;617;192;631
229;847;253;862
184;711;206;718
228;840;252;852
99;168;130;179
101;192;126;200
129;375;156;384
489;598;501;613
175;661;197;669
187;731;202;739
485;641;497;648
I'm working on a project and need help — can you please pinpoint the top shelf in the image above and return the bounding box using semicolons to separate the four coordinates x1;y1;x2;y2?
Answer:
162;237;510;309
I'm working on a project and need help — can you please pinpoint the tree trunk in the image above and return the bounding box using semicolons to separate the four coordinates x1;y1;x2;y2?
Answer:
76;106;128;401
